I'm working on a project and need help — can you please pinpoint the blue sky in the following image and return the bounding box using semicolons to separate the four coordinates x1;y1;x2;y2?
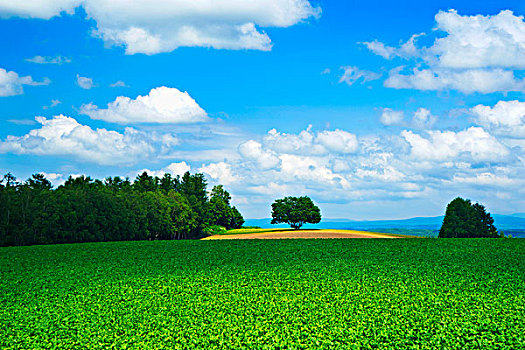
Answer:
1;0;525;219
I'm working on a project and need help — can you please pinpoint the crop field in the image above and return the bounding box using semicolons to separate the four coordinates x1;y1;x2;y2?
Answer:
204;228;407;239
1;239;524;349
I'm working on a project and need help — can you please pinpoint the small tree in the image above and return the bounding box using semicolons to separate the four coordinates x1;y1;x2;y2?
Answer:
439;197;499;238
271;196;321;229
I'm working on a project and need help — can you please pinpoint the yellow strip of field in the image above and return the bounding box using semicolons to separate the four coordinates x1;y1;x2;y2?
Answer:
202;229;408;240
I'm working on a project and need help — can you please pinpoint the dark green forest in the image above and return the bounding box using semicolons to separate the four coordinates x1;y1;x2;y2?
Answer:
0;171;244;246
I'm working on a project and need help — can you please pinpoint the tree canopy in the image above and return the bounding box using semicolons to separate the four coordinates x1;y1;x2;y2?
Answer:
0;171;244;246
439;197;499;238
271;196;321;229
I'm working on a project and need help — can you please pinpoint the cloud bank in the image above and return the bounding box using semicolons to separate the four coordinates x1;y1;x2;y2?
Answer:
0;0;320;54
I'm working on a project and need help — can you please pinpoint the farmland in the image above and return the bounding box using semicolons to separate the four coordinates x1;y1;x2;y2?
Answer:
204;228;409;239
1;239;524;349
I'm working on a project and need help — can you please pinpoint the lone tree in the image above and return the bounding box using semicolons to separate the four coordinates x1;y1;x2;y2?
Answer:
271;196;321;229
439;197;499;238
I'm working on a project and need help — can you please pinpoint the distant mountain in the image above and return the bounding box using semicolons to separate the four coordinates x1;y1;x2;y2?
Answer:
245;214;525;231
511;213;525;218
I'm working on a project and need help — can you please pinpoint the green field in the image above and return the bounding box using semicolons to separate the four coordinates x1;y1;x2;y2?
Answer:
1;239;524;349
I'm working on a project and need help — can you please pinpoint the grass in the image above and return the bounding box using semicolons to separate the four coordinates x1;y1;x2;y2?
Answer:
1;239;524;349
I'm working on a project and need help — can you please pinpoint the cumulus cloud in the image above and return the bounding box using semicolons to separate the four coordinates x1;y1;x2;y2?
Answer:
471;100;525;138
315;129;358;154
402;127;509;162
238;140;280;170
76;75;94;89
430;10;525;69
380;107;436;129
279;154;350;189
339;66;381;86
364;10;525;94
26;55;71;64
157;122;524;218
138;161;191;178
0;115;179;165
380;108;404;126
262;126;359;156
80;86;208;124
199;162;239;185
411;108;436;129
0;68;50;97
0;0;320;54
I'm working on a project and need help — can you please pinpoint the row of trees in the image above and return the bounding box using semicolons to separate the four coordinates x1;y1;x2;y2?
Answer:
0;171;244;246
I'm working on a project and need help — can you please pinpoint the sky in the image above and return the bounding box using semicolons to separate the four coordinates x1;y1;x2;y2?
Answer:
1;0;525;220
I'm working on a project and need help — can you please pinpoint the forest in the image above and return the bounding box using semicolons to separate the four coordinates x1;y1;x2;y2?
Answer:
0;171;244;246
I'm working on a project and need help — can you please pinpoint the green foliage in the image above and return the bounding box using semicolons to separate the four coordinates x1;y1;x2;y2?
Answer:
1;239;524;349
271;196;321;229
0;171;243;246
439;197;499;238
204;225;227;236
208;185;244;230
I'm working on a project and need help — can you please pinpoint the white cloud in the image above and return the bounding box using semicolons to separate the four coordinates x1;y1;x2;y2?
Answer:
166;161;191;176
0;0;80;19
471;100;525;138
110;80;127;88
264;126;320;154
26;55;71;64
430;10;525;69
0;115;171;165
451;173;519;187
361;33;423;60
315;129;358;154
76;75;94;89
385;67;525;94
339;66;381;86
402;127;509;162
355;166;405;182
238;140;280;170
380;107;436;129
279;154;350;189
361;40;395;60
0;0;320;54
261;126;359;156
138;161;191;178
0;68;50;97
411;108;436;129
80;86;208;124
43;99;61;110
199;162;239;185
364;10;525;94
177;122;525;218
380;108;404;126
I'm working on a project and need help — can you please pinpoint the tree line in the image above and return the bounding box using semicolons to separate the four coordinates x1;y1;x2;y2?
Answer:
0;171;244;246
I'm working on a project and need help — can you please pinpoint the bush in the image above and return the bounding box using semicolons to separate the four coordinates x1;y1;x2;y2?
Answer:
204;225;227;236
